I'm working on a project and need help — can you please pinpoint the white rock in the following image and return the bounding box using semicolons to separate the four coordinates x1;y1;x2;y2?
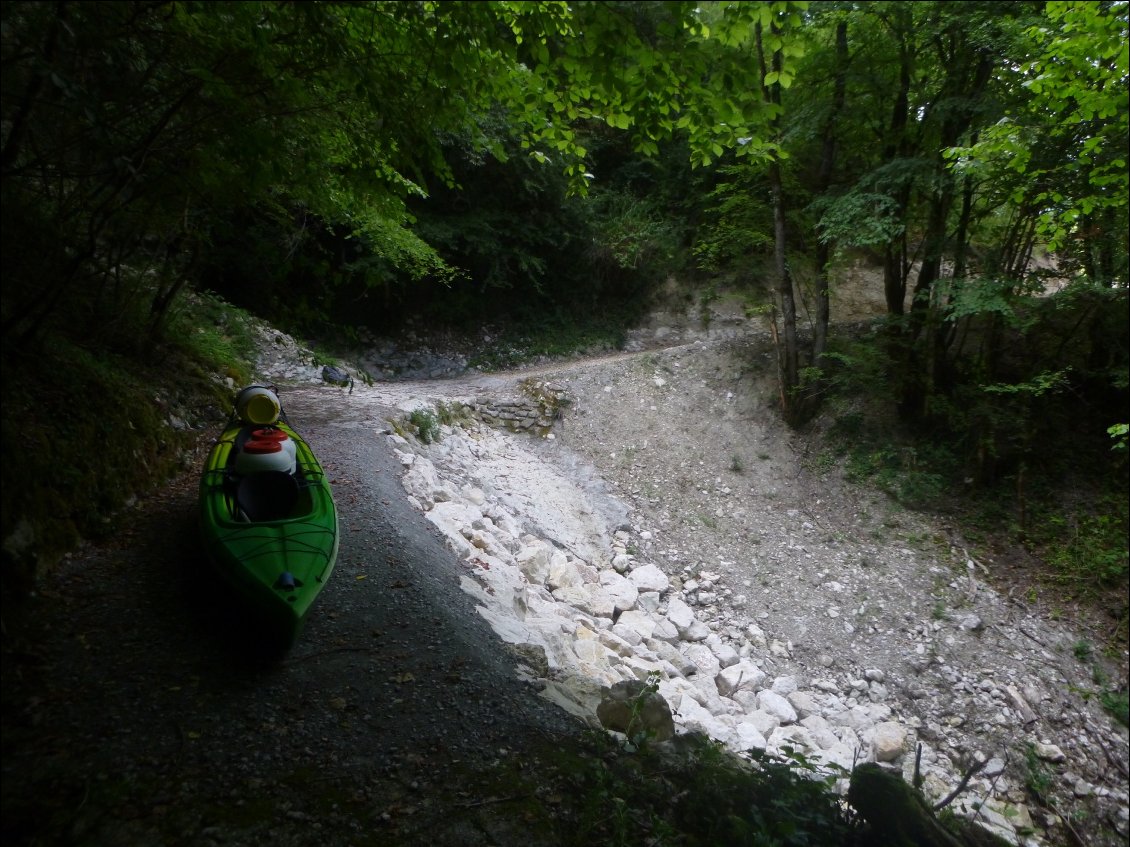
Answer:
745;623;768;649
598;628;637;657
786;690;820;720
628;563;670;593
666;596;696;633
744;710;781;737
515;543;551;585
705;634;740;668
1033;742;1066;763
768;725;816;755
650;618;681;645
547;555;584;591
675;693;715;728
715;660;767;697
683;643;721;679
613;610;656;642
732;722;769;752
572;636;616;672
647;639;697;677
771;676;799;696
553;584;616;619
599;570;639;612
757;690;798;724
870;721;908;762
636;591;662;614
814;742;857;772
683;619;711;642
462;485;487;505
621;654;666;682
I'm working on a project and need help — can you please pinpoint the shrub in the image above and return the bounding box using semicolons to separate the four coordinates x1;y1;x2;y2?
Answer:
409;408;441;444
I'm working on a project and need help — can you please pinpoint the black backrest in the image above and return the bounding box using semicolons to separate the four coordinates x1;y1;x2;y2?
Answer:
235;471;299;522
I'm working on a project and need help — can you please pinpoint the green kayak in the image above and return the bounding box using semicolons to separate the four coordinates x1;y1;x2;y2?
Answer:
199;389;338;646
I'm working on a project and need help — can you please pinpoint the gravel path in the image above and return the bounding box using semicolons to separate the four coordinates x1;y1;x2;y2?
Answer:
0;405;587;847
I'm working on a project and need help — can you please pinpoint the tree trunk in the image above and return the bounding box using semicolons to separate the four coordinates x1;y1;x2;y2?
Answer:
812;21;848;367
881;13;913;318
757;21;799;420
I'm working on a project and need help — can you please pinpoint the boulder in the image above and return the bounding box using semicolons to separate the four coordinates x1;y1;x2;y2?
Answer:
596;680;675;742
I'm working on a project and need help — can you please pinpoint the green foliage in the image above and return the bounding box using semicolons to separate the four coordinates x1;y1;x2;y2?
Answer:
1109;423;1129;451
843;441;953;511
0;325;232;595
1023;743;1054;801
408;409;442;445
1101;688;1130;728
466;309;631;372
585;186;683;279
946;0;1129;249
810;191;906;249
1073;639;1095;663
169;292;259;385
692;161;776;272
1041;499;1130;590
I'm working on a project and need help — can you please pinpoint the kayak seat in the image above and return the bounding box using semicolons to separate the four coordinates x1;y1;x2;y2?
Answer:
235;471;299;522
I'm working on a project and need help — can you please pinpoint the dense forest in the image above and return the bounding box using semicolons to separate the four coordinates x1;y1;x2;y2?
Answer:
1;1;1127;632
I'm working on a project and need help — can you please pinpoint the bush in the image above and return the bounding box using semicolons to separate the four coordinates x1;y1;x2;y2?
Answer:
409;409;442;444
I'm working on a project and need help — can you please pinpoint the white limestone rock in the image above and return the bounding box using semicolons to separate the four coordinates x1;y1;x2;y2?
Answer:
715;660;767;698
768;725;816;755
636;591;662;614
547;554;584;592
757;690;798;725
786;690;821;720
553;584;616;619
628;563;670;593
683;643;721;679
869;721;908;763
683;619;711;642
666;596;697;634
744;710;781;738
705;633;740;668
650;618;680;645
771;675;800;696
598;628;637;657
732;721;769;752
515;542;551;585
1033;742;1066;763
599;569;640;612
614;609;657;642
647;639;696;677
799;715;840;749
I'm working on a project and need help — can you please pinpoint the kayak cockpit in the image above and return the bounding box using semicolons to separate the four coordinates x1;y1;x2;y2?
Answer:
233;470;299;522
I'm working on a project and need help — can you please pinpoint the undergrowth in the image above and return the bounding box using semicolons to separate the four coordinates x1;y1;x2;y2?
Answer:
467;311;629;371
816;318;1129;654
462;730;858;847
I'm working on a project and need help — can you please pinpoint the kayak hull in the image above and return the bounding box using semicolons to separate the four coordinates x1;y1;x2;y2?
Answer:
199;419;338;646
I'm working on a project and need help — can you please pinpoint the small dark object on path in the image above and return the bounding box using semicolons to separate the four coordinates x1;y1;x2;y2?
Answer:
322;365;354;393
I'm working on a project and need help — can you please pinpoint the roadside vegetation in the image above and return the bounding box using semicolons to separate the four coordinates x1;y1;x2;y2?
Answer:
1;2;1126;844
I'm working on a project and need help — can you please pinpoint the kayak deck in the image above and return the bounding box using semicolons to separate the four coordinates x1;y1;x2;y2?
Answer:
199;419;338;643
